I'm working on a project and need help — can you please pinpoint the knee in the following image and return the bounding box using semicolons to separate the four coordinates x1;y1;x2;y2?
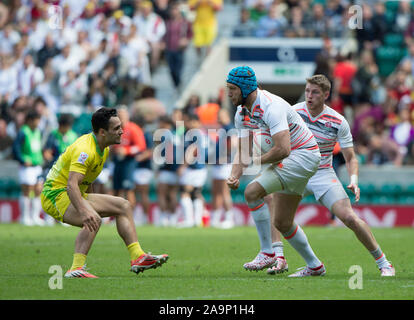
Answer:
244;183;264;204
119;198;133;215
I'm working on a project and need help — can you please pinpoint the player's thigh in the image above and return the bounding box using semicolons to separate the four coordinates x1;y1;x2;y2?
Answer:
63;197;99;227
86;193;130;218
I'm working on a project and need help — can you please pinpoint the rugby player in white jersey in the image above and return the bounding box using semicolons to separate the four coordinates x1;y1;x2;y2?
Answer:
267;75;395;276
226;66;326;276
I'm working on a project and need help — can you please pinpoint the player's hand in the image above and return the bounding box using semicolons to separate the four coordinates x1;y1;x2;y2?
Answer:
347;183;360;202
226;176;240;190
81;211;101;233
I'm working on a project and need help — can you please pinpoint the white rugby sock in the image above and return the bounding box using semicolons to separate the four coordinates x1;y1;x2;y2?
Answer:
180;196;194;226
249;201;274;255
193;198;204;226
370;246;391;269
19;196;31;224
283;223;321;268
272;241;284;258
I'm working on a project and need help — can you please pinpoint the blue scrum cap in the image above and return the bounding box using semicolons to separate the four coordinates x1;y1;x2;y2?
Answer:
226;66;257;99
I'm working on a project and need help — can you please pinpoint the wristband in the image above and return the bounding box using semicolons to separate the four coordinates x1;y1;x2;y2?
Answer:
350;174;358;185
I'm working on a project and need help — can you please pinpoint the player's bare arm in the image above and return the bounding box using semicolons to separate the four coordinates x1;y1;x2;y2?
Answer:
228;136;250;189
259;130;291;165
67;171;101;232
342;147;360;202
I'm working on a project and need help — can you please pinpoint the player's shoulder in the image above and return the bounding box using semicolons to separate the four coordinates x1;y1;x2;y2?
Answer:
292;101;307;111
323;105;347;124
258;90;290;112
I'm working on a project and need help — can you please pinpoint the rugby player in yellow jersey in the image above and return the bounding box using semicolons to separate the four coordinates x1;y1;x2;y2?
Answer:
41;107;168;278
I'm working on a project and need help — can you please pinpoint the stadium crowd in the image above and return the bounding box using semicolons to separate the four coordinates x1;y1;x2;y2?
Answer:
1;0;414;226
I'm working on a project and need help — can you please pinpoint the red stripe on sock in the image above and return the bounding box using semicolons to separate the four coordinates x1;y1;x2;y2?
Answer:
249;202;264;211
375;253;384;260
284;225;299;240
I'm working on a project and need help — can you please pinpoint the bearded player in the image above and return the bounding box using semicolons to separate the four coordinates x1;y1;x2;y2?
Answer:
267;75;395;277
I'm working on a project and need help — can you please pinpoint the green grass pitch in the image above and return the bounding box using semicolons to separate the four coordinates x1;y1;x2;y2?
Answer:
0;224;413;300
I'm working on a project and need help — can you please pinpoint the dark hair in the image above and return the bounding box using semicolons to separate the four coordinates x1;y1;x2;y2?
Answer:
25;109;41;123
58;113;74;127
186;113;199;122
158;115;174;127
91;107;117;133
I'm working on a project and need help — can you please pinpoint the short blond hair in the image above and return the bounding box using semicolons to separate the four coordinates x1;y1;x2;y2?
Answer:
306;74;331;93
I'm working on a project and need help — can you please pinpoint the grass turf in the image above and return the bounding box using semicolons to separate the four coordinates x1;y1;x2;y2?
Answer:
0;224;413;300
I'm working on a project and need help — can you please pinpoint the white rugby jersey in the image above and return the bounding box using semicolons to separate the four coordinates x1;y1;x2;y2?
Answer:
234;89;318;152
293;101;353;169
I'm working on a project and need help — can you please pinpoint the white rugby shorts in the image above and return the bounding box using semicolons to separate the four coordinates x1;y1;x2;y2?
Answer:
158;170;179;185
211;164;232;180
19;165;42;186
254;149;320;196
303;167;349;210
179;167;208;188
134;168;154;186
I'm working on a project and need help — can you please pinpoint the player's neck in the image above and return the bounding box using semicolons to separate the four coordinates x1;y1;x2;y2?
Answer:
243;90;257;111
308;103;325;117
94;133;107;152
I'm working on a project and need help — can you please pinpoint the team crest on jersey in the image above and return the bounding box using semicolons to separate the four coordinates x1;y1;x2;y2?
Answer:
324;121;332;128
77;152;89;165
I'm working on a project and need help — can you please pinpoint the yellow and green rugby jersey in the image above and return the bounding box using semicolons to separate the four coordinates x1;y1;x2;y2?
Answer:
43;133;109;197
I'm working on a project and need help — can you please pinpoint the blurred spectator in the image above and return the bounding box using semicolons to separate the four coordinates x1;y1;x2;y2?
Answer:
0;118;13;160
284;5;306;38
0;24;21;55
255;3;287;38
351;49;380;106
233;7;256;37
395;0;412;34
403;139;414;165
133;0;166;70
12;109;44;226
33;61;60;114
248;0;269;22
367;133;403;166
33;97;58;146
112;107;147;209
153;0;172;21
306;3;329;38
189;0;223;57
389;107;414;157
131;86;167;124
119;24;151;86
0;54;18;106
163;2;193;89
399;42;414;78
134;117;154;225
183;94;201;116
333;53;357;108
355;4;385;52
50;44;78;78
0;2;9;28
36;34;60;69
16;53;44;97
43;113;77;168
